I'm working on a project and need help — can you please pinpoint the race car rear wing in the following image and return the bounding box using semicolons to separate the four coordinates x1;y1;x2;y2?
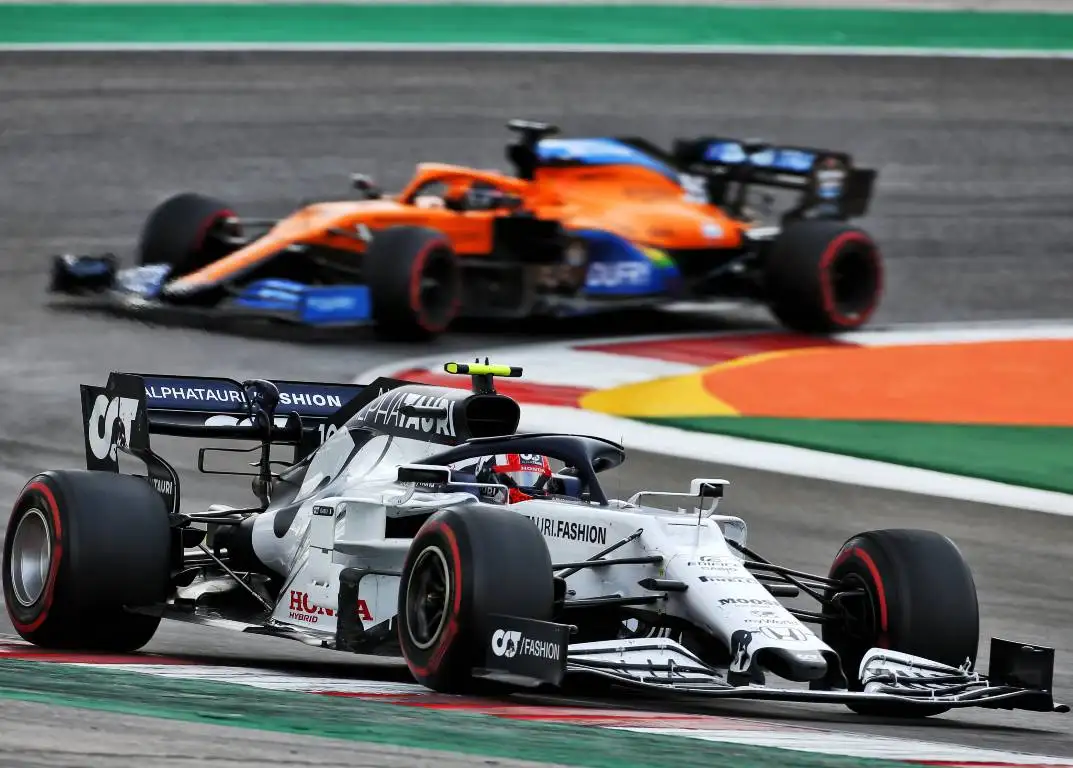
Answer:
668;137;877;221
79;370;413;515
79;370;410;489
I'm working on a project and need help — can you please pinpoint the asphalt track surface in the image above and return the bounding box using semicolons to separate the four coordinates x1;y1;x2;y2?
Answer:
1;52;1073;764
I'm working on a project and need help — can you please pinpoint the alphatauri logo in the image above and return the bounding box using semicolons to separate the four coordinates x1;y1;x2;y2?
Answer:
491;629;521;658
87;394;139;462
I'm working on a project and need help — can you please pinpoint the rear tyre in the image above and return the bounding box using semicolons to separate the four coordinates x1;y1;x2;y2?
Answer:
822;528;979;717
137;192;241;275
364;226;461;342
3;470;172;652
397;507;554;693
764;221;882;333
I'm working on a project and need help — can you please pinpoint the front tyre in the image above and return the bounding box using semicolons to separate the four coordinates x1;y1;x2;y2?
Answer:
364;226;461;342
3;470;172;652
137;192;241;275
397;507;554;693
764;221;883;333
822;528;980;717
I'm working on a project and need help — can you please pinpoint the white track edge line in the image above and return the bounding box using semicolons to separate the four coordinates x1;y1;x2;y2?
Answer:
356;322;1073;516
3;42;1073;58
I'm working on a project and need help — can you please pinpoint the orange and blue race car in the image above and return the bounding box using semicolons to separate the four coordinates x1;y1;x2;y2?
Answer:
49;119;883;341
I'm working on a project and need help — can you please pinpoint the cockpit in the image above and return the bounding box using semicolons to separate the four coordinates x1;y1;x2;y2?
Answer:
401;432;627;507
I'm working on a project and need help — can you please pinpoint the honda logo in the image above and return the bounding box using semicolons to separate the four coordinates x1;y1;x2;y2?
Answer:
760;625;808;642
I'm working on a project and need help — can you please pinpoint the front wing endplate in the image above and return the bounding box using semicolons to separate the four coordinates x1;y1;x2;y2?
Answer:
564;638;1068;713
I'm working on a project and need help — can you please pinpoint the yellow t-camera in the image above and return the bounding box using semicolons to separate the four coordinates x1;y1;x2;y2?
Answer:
443;361;523;394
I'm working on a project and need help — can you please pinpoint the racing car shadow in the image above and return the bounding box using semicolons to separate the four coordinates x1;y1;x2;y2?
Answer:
549;683;1058;736
147;649;1056;738
47;299;779;347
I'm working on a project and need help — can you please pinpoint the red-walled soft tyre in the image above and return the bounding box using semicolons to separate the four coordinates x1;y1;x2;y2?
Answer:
365;225;462;342
137;192;240;275
765;220;883;333
3;470;172;652
822;528;979;717
397;507;554;693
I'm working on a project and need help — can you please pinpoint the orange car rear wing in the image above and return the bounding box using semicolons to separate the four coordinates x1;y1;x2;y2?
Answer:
666;137;877;221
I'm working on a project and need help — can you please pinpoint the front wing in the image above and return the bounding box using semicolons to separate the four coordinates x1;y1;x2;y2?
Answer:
143;599;1065;713
563;637;1068;713
48;254;375;328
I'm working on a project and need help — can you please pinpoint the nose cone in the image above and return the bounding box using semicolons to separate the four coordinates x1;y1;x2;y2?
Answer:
763;647;829;682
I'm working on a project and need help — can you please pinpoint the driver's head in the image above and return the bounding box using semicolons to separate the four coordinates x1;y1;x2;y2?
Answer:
477;453;552;504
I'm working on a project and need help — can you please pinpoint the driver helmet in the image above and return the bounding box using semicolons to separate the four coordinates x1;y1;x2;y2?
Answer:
476;453;553;504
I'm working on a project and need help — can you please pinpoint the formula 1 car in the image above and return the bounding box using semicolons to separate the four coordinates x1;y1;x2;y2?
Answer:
48;120;884;341
5;363;1062;717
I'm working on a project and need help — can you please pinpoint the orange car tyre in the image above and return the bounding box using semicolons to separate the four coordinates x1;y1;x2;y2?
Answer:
3;470;171;652
137;192;240;275
397;506;554;693
365;225;462;342
821;529;979;717
764;221;883;333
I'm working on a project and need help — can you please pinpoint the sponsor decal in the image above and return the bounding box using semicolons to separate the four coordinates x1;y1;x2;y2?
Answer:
729;629;754;674
116;263;169;296
203;414;293;430
149;476;174;496
743;615;790;626
760;625;809;642
679;173;708;203
719;597;777;606
306;295;357;313
815;157;846;200
698;575;753;583
86;393;140;462
690;555;741;570
146;385;244;405
288;590;336;624
586;262;652;289
702;222;724;240
144;385;344;410
358;389;456;438
490;629;562;662
526;516;608;545
312;505;334;517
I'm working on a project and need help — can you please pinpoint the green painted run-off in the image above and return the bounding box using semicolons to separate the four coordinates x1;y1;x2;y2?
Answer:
0;659;922;768
2;3;1073;49
644;417;1073;495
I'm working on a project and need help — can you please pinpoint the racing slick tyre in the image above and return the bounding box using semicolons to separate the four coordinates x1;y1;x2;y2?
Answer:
822;528;980;718
137;192;240;275
397;506;554;693
764;221;883;334
364;225;462;342
3;470;172;652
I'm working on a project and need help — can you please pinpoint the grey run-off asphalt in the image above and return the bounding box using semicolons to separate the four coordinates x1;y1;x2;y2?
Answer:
0;51;1072;765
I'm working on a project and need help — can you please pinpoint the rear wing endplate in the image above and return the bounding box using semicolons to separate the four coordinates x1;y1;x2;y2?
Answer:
670;137;877;220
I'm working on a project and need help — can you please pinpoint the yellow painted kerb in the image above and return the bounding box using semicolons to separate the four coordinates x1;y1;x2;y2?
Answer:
580;372;738;418
578;347;829;419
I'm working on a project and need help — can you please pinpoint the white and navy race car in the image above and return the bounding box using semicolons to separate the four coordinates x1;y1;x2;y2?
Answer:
3;362;1066;717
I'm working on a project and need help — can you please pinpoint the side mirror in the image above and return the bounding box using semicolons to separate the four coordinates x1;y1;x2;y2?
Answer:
690;478;728;498
351;173;382;200
241;379;280;433
397;464;452;485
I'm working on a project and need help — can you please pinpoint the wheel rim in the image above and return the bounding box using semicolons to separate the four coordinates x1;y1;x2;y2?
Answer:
404;545;452;651
416;248;459;331
828;244;880;322
9;508;52;607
